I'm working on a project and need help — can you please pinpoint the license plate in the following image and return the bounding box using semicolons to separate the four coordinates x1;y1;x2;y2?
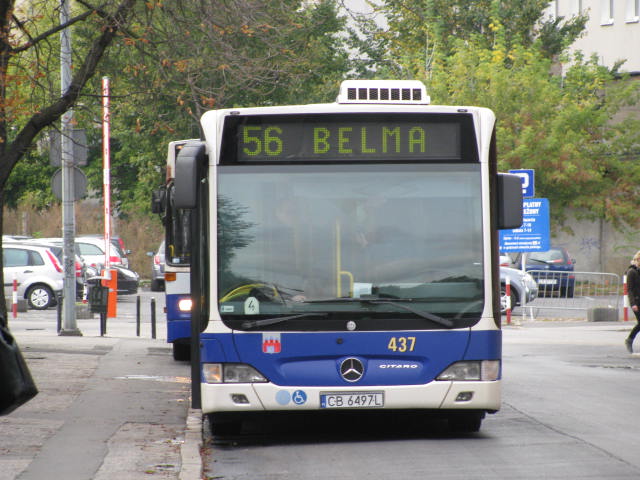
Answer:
537;279;558;285
320;392;384;409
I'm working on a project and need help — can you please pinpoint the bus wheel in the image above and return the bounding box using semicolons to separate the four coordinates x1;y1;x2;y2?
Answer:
172;342;190;361
448;413;483;433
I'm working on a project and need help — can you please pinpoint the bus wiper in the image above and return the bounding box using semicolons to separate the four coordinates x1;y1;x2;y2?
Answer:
367;299;455;328
303;298;454;328
241;312;329;329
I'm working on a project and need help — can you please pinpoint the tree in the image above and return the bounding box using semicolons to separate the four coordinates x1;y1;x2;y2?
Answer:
348;0;640;232
0;0;139;323
346;0;587;77
77;0;350;217
0;0;352;317
434;41;640;229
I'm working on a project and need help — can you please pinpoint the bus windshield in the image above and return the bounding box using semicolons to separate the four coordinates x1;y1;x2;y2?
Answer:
217;163;484;330
166;183;192;266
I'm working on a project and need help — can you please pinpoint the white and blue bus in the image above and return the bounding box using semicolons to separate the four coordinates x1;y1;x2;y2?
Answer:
154;140;194;361
173;80;523;433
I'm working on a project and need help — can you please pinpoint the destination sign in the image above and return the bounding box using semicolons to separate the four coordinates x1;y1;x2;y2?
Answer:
222;114;476;163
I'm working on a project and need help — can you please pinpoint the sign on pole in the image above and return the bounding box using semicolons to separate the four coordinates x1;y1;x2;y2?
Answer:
509;169;535;198
499;198;550;253
49;129;88;166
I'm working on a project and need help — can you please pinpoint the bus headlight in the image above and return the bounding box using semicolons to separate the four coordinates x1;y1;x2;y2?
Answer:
202;363;268;384
436;360;500;381
178;298;192;312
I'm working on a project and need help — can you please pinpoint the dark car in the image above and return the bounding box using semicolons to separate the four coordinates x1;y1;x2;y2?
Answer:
86;265;139;295
513;246;575;297
113;265;139;294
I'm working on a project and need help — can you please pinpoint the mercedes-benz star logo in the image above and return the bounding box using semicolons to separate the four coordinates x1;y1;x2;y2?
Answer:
340;358;364;382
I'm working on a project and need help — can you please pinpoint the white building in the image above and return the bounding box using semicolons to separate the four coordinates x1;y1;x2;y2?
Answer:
549;0;640;73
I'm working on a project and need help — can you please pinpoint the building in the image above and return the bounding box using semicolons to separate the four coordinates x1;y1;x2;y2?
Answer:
549;0;640;73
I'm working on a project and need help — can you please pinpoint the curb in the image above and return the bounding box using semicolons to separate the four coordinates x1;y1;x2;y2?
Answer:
180;408;203;480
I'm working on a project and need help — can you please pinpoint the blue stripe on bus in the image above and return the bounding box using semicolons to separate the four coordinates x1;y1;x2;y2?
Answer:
200;329;500;387
165;294;191;343
167;319;191;343
165;294;192;320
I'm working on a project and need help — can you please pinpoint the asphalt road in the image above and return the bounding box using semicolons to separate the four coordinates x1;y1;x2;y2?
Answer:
202;321;640;480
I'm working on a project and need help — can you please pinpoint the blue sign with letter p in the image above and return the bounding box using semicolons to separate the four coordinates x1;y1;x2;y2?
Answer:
509;169;535;198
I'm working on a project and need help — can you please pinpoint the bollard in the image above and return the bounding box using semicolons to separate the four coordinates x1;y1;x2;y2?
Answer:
57;294;63;333
505;277;511;325
151;297;157;339
12;275;17;318
136;295;141;337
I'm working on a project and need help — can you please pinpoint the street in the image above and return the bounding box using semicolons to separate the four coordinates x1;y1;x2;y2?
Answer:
202;321;640;480
6;291;640;480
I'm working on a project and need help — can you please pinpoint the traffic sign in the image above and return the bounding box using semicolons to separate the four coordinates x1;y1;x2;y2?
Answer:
499;197;550;253
509;169;535;198
51;166;87;201
49;129;88;166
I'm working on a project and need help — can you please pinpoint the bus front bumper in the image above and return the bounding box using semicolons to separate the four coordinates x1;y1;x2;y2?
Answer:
200;380;501;414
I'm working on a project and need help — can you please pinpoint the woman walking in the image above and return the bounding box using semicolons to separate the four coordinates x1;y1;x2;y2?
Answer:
625;251;640;353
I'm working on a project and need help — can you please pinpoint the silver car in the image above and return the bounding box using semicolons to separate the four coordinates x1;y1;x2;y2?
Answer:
500;266;538;313
149;240;165;292
3;242;64;309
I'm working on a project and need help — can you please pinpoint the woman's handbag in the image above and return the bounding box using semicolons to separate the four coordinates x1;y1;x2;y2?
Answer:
0;322;38;415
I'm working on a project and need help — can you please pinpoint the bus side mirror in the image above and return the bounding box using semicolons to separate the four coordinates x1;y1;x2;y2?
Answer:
151;188;166;214
174;141;207;209
497;173;523;230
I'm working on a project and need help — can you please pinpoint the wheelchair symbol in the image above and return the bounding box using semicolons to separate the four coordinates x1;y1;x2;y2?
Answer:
291;390;307;405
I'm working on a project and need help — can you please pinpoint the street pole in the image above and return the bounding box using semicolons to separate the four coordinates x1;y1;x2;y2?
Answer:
102;76;118;318
59;0;81;336
103;77;111;272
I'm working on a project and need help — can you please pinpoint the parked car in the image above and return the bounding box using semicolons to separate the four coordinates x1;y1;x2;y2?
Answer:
3;242;64;309
148;240;165;292
113;265;139;294
512;246;576;297
499;253;512;267
74;236;128;270
3;235;32;241
82;234;131;268
22;239;89;298
500;266;538;313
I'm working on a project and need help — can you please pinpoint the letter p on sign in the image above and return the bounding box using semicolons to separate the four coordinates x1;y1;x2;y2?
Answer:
509;169;534;198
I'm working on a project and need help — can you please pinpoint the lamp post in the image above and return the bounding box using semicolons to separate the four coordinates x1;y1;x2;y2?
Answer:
59;0;81;336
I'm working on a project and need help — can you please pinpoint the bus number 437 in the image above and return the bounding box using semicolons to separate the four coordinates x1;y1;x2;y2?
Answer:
387;336;416;352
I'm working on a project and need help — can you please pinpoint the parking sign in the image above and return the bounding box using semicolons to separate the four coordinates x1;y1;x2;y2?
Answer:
509;169;535;198
499;198;550;253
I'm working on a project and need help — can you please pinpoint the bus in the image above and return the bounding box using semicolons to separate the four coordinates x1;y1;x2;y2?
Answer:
153;140;195;361
172;79;523;433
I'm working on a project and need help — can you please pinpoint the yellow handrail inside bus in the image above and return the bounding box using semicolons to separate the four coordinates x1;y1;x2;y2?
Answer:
335;220;354;297
219;283;279;303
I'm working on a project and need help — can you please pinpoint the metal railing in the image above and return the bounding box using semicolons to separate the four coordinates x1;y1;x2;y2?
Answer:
520;270;621;320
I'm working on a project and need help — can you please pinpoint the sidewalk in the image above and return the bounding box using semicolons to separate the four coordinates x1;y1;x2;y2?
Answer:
0;304;203;480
